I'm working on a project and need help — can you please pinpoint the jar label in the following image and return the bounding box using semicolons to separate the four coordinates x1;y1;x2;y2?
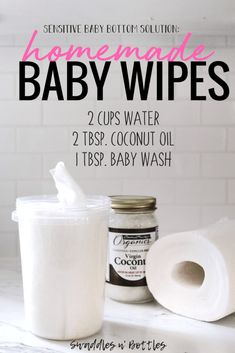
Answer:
106;226;158;287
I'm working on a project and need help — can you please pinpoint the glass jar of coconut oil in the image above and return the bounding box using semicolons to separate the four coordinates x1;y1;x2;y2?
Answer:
106;195;158;303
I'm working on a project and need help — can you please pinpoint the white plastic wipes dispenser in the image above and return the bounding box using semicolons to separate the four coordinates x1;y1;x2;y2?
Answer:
12;162;110;340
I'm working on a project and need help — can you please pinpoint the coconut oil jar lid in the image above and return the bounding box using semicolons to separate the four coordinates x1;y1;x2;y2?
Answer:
110;195;157;211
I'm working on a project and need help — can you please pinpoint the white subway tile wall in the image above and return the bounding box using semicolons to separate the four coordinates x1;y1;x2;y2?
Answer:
0;33;234;256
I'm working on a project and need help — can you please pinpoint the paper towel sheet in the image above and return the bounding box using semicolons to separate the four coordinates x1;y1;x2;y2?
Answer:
146;219;235;322
50;161;86;208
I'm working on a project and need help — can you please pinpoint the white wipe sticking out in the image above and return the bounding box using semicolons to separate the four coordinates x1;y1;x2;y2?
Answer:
50;161;86;207
146;219;235;322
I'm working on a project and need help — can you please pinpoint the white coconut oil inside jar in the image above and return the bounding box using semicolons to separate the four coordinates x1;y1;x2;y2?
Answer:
106;196;158;303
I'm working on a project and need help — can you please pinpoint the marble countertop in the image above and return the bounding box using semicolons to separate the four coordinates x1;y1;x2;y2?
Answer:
0;259;235;353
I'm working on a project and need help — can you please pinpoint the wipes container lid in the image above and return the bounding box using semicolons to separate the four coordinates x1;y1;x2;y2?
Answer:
12;195;110;222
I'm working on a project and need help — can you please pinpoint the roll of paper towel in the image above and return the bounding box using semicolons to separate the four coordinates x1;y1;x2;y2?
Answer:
146;219;235;322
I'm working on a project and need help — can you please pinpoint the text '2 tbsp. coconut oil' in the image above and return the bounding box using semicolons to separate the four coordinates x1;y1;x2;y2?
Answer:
106;195;158;303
